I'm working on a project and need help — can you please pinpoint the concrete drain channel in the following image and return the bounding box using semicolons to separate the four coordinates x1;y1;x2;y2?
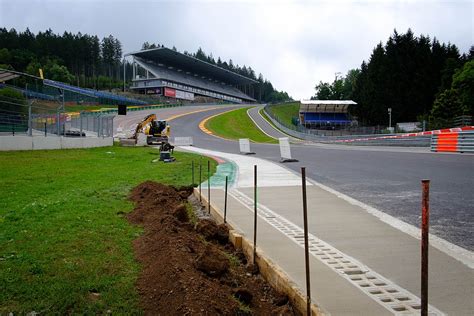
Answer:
230;189;444;315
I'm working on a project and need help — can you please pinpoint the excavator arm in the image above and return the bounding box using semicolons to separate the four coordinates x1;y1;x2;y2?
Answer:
132;114;157;140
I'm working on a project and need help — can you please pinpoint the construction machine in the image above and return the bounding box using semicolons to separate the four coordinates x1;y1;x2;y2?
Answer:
122;114;170;146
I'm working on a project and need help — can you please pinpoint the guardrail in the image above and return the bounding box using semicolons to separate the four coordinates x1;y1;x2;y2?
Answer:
431;131;474;153
262;105;431;146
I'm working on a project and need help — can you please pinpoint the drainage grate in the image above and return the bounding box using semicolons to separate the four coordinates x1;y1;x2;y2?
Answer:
229;189;445;316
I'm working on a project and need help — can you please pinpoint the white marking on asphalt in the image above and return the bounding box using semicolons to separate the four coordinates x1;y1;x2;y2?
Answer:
230;188;445;316
246;107;277;140
305;178;474;269
180;146;311;188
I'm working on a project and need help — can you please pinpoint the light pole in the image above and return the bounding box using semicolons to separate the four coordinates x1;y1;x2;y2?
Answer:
388;108;392;131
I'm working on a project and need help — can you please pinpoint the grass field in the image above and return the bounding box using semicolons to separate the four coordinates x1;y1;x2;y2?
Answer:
0;146;216;314
205;107;277;143
266;102;300;127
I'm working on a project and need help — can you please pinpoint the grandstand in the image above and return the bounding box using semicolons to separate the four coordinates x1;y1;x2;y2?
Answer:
299;100;356;129
125;47;257;103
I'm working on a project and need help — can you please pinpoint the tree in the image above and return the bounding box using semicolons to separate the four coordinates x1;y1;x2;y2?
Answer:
452;60;474;115
313;81;332;100
46;62;75;83
429;89;465;128
0;87;28;124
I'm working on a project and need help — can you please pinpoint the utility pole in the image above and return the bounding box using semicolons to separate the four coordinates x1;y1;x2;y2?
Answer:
388;108;392;131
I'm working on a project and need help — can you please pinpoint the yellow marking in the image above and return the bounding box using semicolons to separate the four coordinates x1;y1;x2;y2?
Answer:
39;68;44;80
198;108;240;141
165;107;219;122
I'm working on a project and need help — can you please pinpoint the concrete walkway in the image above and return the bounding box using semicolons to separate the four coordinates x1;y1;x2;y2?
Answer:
181;145;473;315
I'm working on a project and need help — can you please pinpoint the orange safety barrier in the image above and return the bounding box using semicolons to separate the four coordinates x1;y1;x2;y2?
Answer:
435;132;458;152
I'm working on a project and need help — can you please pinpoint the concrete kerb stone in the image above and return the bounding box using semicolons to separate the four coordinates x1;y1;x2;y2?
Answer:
193;187;326;316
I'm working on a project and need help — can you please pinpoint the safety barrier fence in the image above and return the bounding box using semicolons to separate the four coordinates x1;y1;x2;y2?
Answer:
69;113;115;137
263;104;474;147
431;130;474;153
0;94;115;137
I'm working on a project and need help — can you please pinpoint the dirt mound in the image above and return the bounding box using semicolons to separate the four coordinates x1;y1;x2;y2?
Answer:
196;219;229;245
195;244;229;277
127;181;298;315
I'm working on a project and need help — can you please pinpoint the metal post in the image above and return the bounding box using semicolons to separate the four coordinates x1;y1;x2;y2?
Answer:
388;107;392;129
192;160;195;186
123;57;126;92
302;167;311;316
253;164;257;266
97;115;101;137
224;175;228;223
12;125;15;136
61;91;65;136
80;112;83;137
199;159;202;202
56;110;60;136
207;160;211;214
421;179;430;316
28;101;32;136
44;122;47;136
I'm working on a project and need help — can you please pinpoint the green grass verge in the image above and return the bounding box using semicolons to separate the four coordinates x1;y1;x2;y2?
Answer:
266;102;300;127
205;107;277;143
0;146;216;314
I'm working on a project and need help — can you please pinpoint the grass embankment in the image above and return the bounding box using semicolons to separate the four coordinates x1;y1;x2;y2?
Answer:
0;146;216;314
205;107;277;143
266;102;300;127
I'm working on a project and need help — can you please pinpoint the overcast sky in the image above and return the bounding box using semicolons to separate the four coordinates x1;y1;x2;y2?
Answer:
1;0;473;99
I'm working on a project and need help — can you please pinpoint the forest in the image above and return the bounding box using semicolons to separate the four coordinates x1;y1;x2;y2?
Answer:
0;28;291;103
312;29;473;128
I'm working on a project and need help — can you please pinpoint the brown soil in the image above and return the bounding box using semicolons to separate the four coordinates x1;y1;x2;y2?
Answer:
127;181;298;316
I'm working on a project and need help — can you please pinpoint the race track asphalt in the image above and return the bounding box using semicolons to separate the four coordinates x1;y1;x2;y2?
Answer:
168;105;474;251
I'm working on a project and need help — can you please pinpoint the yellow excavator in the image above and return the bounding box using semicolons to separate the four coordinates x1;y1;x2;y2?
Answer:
130;114;170;145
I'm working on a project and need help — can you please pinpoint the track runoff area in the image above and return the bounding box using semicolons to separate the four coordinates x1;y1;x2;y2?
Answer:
119;104;473;315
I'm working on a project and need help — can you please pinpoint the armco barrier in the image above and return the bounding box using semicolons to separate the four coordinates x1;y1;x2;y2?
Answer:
431;131;474;153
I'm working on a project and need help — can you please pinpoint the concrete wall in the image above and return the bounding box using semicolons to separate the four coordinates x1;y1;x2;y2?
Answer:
0;136;113;151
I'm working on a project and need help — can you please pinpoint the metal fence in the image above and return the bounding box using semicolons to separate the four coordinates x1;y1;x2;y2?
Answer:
264;104;386;137
0;90;114;138
431;131;474;153
263;104;431;146
69;112;114;137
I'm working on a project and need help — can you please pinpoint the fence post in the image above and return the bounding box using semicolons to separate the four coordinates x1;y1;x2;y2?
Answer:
199;159;202;202
192;160;195;186
98;116;101;137
421;179;430;316
301;167;311;316
12;124;15;136
80;112;83;137
224;175;228;223
56;110;60;136
44;122;47;137
207;160;211;214
253;164;258;266
28;102;32;136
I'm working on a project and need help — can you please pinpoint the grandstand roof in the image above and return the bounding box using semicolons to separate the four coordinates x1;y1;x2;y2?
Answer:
127;48;258;85
301;100;357;105
0;69;20;82
300;100;356;114
133;58;254;101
